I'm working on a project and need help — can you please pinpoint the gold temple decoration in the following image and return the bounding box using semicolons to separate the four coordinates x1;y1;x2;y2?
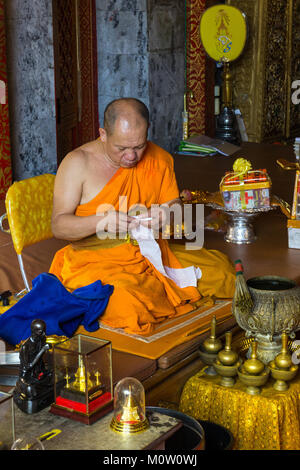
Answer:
213;331;241;387
64;370;71;389
199;4;247;143
110;379;149;434
71;356;94;393
242;341;264;375
119;389;141;423
238;340;270;395
275;332;292;371
95;371;101;386
269;332;299;391
199;5;247;63
218;331;238;366
199;315;222;376
221;61;232;108
179;368;300;450
203;315;222;354
66;356;102;394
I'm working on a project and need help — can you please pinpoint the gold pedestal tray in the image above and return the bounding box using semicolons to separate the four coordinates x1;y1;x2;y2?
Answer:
198;347;218;376
269;361;298;391
213;358;242;387
237;365;270;395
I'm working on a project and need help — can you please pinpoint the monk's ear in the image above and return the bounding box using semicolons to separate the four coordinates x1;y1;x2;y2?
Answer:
99;127;107;142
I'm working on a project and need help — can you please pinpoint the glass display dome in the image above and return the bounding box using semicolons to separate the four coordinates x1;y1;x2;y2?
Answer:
110;377;149;434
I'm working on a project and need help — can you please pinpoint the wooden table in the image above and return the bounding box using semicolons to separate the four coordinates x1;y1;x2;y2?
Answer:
173;142;300;281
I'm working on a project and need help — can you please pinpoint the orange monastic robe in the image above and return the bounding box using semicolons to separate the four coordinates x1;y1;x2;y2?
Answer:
50;142;235;334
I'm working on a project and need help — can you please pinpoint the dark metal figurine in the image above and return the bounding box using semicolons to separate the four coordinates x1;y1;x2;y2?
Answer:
13;319;54;414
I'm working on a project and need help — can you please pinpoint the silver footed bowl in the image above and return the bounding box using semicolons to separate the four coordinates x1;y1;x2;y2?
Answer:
232;275;300;364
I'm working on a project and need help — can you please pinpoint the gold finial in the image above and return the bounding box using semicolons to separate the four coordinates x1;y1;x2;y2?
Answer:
203;315;222;354
64;370;71;389
94;371;101;386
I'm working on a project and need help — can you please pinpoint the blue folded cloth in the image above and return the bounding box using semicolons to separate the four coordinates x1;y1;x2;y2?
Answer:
0;273;114;345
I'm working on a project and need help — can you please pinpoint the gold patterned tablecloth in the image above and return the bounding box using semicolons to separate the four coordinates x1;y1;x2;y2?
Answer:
179;367;300;450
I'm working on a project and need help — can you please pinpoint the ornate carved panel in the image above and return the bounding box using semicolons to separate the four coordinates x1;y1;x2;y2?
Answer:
53;0;79;164
227;0;300;143
288;0;300;138
186;0;207;136
262;0;288;141
53;0;99;164
78;0;99;145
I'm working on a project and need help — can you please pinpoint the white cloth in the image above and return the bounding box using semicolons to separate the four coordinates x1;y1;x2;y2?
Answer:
130;223;202;288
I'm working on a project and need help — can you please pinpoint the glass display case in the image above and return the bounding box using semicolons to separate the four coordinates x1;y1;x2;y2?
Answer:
50;335;113;424
110;377;149;434
0;391;15;449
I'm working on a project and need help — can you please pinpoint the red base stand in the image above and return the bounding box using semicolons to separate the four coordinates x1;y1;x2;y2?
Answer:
50;392;113;425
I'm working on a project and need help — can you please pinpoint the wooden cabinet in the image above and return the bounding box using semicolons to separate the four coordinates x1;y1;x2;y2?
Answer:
226;0;300;143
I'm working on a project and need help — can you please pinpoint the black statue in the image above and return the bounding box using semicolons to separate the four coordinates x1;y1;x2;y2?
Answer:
13;319;54;414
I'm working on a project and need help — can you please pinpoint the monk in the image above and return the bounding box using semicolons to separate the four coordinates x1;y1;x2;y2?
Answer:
50;98;235;335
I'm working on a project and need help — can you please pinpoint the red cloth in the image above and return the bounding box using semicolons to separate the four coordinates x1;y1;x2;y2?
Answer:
0;0;12;199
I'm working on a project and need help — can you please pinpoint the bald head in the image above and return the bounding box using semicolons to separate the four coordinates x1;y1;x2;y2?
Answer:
103;98;149;136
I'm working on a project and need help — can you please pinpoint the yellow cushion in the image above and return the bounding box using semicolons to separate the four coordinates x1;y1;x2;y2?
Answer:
5;174;55;254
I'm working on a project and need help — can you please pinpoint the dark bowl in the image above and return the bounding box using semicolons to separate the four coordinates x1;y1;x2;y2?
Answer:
146;406;205;450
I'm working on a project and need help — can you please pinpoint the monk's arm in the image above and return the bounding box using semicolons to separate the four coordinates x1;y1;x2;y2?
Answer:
51;153;100;241
51;152;138;241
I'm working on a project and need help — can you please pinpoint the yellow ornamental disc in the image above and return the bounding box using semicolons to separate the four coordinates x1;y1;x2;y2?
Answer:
200;5;247;62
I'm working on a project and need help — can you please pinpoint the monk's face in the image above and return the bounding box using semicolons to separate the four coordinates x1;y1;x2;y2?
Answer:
100;116;148;169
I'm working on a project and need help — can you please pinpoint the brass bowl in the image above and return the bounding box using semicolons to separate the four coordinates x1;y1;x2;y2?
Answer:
213;358;241;387
269;361;298;391
198;346;218;376
238;365;269;395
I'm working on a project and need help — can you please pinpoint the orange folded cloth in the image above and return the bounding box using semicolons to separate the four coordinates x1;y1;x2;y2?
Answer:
50;142;235;336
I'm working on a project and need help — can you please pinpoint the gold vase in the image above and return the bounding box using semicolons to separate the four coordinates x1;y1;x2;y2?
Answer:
275;332;293;371
269;332;299;391
218;331;238;366
214;332;240;387
199;315;222;376
242;341;265;376
203;315;222;354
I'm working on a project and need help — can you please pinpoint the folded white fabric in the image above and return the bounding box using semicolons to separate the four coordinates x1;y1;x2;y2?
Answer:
130;222;202;288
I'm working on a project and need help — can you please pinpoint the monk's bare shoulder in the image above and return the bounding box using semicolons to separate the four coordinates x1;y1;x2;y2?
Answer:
56;140;100;180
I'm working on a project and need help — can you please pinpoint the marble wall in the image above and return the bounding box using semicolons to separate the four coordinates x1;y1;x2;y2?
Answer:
6;0;185;180
148;0;185;152
96;0;185;152
5;0;57;180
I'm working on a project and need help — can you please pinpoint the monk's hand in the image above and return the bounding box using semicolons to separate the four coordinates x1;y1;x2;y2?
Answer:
135;204;169;231
97;210;139;235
